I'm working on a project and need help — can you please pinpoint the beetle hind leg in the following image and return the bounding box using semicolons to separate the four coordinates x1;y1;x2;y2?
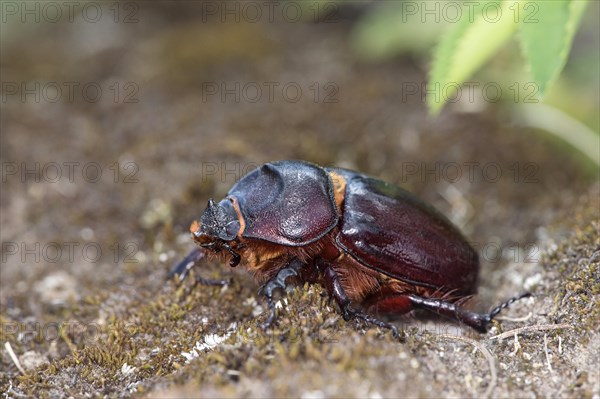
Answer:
406;295;493;333
374;293;532;333
411;293;532;332
487;292;532;320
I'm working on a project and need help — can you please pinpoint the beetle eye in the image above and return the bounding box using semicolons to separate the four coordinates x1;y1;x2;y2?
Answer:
225;221;240;238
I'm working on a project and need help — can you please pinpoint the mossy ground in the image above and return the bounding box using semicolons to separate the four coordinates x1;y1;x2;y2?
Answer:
4;193;598;398
1;4;598;398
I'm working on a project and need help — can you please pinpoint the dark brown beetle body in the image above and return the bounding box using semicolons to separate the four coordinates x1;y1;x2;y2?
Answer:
171;160;528;335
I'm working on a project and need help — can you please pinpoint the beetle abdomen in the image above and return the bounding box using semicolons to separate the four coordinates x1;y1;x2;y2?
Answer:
330;168;479;295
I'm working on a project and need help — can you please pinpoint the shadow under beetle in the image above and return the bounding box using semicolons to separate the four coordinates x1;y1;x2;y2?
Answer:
170;160;529;337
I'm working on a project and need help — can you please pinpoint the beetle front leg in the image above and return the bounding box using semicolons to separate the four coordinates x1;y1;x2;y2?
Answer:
258;259;305;329
321;264;401;340
169;247;230;286
169;247;204;280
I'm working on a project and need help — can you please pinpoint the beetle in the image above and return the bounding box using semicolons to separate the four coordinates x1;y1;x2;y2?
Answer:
170;160;529;336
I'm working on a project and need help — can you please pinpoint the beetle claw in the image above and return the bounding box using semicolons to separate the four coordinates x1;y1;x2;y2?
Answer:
487;292;532;320
343;304;404;341
260;298;277;330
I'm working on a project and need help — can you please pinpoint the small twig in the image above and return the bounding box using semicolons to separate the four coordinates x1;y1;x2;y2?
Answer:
509;332;521;356
437;334;497;399
544;334;553;373
4;342;25;375
558;336;563;355
488;323;570;341
494;312;533;322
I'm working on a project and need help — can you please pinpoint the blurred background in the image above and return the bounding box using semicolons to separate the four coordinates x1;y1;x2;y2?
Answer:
1;1;598;397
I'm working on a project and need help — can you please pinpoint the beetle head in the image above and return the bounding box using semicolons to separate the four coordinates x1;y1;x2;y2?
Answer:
191;198;241;267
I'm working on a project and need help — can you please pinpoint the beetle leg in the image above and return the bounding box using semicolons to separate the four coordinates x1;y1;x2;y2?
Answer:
169;247;230;286
487;292;532;319
258;259;305;330
406;292;531;333
406;295;490;332
194;275;232;286
321;265;401;340
169;248;205;281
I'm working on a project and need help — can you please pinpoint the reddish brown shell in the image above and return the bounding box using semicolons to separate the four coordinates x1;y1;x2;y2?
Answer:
329;167;479;295
227;161;339;246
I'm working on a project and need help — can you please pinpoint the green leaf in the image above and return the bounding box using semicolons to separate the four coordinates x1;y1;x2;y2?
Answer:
428;1;520;115
518;0;588;98
350;3;449;60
